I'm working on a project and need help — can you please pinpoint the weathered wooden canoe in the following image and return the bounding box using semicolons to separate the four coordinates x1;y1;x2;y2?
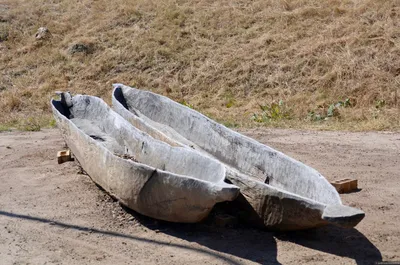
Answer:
112;84;365;230
51;93;239;223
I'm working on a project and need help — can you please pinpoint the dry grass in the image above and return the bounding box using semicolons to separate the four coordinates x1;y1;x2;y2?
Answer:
0;0;399;131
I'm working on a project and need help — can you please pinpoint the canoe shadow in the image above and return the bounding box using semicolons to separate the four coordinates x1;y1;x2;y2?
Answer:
0;209;254;265
161;223;280;265
121;204;281;265
275;225;382;265
122;204;381;265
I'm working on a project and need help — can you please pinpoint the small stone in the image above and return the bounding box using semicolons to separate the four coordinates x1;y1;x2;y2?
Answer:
68;43;94;55
35;27;52;40
0;28;8;42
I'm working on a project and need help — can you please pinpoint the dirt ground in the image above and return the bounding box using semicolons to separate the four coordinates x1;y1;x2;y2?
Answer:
0;128;399;265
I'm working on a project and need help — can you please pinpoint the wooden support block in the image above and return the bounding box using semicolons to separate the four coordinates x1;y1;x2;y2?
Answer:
57;150;73;164
331;178;358;193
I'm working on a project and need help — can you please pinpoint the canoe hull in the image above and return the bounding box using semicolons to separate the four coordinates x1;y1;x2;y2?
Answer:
51;97;239;223
112;84;365;230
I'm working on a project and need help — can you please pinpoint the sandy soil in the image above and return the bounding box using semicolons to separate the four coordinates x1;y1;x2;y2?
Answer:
0;128;399;265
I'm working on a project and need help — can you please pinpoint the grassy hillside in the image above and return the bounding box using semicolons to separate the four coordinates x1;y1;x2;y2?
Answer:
0;0;399;131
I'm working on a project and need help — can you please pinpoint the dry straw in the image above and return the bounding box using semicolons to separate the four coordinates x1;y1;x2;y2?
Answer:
0;0;399;130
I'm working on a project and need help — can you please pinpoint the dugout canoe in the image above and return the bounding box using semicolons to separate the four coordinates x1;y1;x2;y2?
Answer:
51;93;239;223
112;84;365;230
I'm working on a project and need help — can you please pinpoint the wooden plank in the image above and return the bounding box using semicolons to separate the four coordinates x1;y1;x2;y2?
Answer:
331;178;358;193
57;149;73;164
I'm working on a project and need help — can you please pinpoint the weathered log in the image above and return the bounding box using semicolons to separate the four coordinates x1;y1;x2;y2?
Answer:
51;94;239;223
112;84;365;230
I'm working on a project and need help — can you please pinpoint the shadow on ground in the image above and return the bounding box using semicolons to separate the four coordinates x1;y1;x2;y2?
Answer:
121;204;381;265
0;205;381;265
139;217;280;264
275;225;382;265
0;209;279;265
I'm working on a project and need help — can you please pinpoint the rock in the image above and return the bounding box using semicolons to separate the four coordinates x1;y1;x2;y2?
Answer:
35;27;51;40
68;43;94;55
0;16;8;23
0;26;8;42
